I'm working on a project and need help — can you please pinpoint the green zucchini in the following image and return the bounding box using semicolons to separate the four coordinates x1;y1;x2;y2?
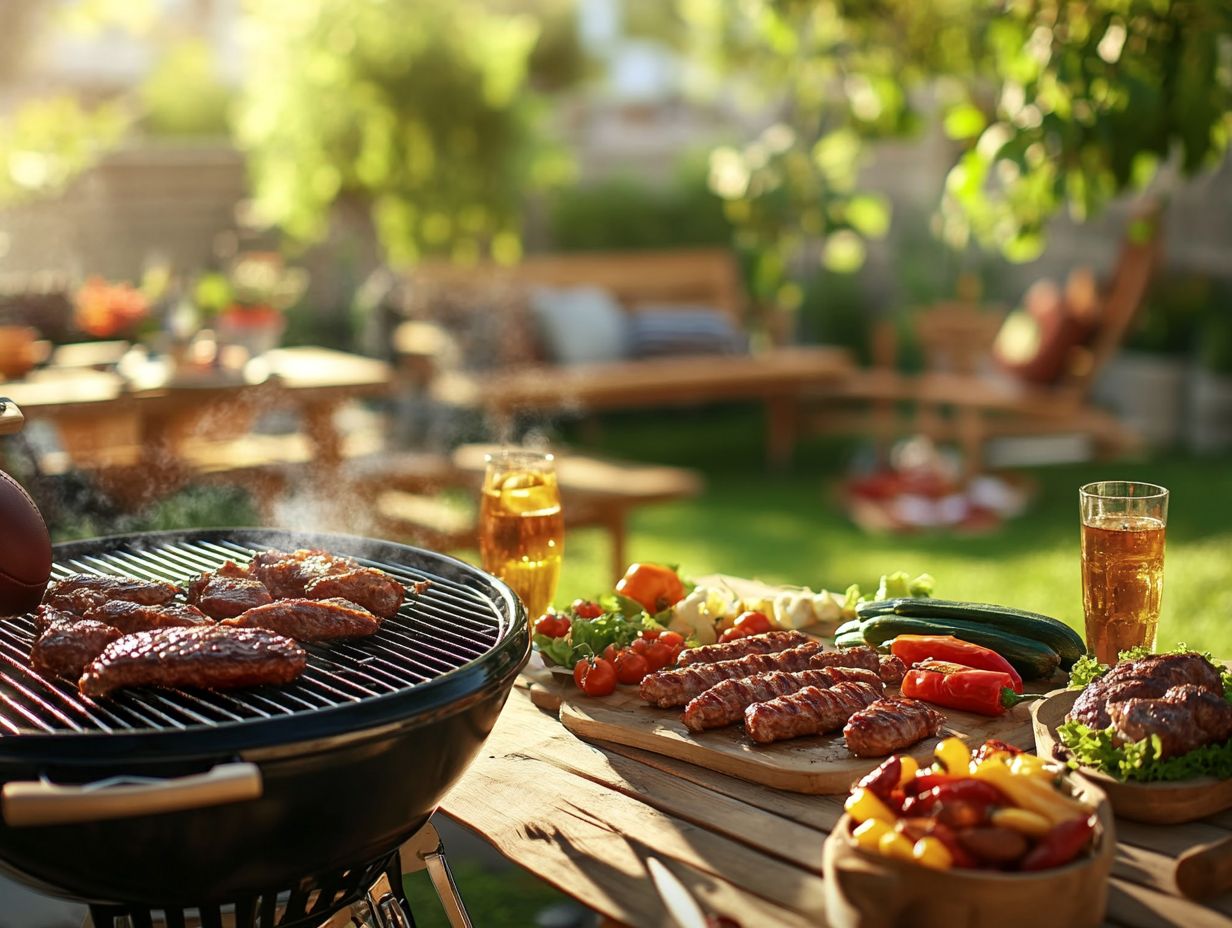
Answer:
855;600;898;620
834;618;865;638
834;629;871;650
877;598;1085;669
856;614;1061;679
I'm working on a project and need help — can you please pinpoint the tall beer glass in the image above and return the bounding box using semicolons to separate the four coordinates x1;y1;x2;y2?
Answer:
1080;481;1168;664
479;450;563;617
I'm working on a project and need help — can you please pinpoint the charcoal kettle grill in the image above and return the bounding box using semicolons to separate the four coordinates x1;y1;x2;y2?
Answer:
0;520;529;925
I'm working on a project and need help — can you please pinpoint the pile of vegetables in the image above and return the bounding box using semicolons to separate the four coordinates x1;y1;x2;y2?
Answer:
836;599;1085;680
1058;646;1232;783
844;737;1099;872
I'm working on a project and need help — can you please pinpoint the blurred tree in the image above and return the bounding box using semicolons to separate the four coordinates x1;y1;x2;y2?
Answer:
141;38;232;138
234;0;575;266
680;0;1232;307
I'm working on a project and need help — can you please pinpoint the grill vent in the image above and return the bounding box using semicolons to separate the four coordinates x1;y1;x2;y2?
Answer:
0;535;511;738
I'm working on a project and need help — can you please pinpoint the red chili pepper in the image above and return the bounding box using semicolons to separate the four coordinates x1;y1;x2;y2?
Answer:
900;779;1007;818
890;634;1024;693
902;661;1040;716
855;756;901;801
902;771;957;796
926;820;979;869
1020;814;1097;871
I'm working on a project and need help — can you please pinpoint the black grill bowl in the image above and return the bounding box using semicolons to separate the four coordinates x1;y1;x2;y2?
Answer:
0;530;529;907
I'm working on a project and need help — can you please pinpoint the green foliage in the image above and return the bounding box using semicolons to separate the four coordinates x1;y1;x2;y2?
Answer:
234;0;571;266
49;484;259;543
1129;272;1211;356
680;0;1232;303
141;39;232;138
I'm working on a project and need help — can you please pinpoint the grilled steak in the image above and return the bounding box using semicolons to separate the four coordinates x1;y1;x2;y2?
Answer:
676;630;813;666
1068;651;1225;730
80;599;212;635
79;625;307;697
1108;684;1232;758
743;681;882;744
640;642;823;708
304;567;404;619
844;697;946;757
223;597;379;641
878;654;908;685
249;549;357;598
188;569;273;620
30;619;122;678
682;666;882;732
43;574;178;609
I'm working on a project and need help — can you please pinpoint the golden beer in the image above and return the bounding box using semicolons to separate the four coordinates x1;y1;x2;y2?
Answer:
479;452;563;617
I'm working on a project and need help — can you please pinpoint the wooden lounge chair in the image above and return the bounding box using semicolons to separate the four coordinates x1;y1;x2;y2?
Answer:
809;207;1164;473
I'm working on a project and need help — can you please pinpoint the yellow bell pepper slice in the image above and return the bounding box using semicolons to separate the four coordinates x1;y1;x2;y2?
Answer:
878;830;916;863
911;836;954;870
991;807;1053;838
844;787;896;825
934;737;971;774
897;755;919;785
852;818;894;852
972;758;1090;826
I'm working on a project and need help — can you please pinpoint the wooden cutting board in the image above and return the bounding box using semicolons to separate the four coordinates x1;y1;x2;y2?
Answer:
558;681;1041;795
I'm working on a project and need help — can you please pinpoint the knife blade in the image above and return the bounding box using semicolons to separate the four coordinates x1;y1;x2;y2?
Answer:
646;857;709;928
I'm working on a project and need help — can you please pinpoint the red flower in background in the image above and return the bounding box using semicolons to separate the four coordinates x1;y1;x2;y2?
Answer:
74;277;150;338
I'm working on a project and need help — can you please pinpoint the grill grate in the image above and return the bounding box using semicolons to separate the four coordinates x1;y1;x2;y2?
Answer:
0;534;513;738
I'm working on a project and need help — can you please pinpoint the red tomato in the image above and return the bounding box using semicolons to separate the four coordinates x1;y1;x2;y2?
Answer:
657;630;685;649
571;599;604;619
733;611;772;635
639;627;662;640
718;627;745;643
573;658;617;697
630;637;651;655
641;641;673;671
613;649;650;684
534;613;570;638
601;643;619;663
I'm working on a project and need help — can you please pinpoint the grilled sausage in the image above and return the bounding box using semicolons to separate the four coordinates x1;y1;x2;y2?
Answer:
878;654;907;685
640;642;823;708
843;697;946;757
676;630;813;666
810;646;880;673
743;680;882;744
682;666;882;732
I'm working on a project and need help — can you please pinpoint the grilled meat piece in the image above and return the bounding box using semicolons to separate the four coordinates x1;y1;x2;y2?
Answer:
34;605;88;633
640;642;823;708
43;574;178;609
809;646;880;674
682;666;882;732
79;626;307;697
80;599;211;635
743;681;882;744
1067;651;1225;730
676;630;813;666
249;549;356;598
844;697;946;758
188;569;273;620
304;567;404;619
30;619;122;678
1108;684;1232;758
223;597;379;641
878;654;907;685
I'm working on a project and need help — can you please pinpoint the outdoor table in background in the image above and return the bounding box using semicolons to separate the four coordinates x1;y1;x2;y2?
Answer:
438;679;1232;928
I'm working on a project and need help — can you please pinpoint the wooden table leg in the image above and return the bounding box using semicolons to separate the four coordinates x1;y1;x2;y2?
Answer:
600;507;628;583
302;400;344;477
765;395;797;472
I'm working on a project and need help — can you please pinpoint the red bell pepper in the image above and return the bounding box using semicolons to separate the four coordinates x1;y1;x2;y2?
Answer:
890;634;1024;693
855;755;901;801
901;660;1039;716
899;779;1007;819
1020;814;1097;871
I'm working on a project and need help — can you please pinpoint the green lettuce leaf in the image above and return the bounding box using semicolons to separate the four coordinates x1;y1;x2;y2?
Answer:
533;607;655;667
1058;720;1232;783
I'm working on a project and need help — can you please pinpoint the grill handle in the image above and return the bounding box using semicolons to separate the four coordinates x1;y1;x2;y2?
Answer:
2;762;263;827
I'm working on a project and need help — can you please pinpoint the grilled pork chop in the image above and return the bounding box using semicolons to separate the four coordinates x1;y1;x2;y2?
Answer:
79;625;307;697
43;574;179;610
78;599;212;635
188;567;273;620
248;549;357;598
30;619;122;678
304;568;404;619
223;597;379;641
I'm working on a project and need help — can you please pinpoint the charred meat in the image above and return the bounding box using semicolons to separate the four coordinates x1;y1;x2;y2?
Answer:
1108;683;1232;758
223;597;379;641
30;619;122;678
743;680;882;744
79;625;307;697
640;642;823;708
878;654;908;686
675;630;813;666
79;599;212;635
843;697;946;757
682;666;882;732
188;568;273;620
304;567;404;619
248;549;357;598
1068;651;1225;730
43;574;178;609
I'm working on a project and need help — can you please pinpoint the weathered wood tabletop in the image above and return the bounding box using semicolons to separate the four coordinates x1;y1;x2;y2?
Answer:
438;682;1232;928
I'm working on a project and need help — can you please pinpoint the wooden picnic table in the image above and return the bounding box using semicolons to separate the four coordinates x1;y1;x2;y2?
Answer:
438;680;1232;928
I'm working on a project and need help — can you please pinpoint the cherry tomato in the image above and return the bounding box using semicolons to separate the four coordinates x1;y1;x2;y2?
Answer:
615;563;687;614
719;627;746;643
613;649;650;684
639;627;662;641
658;630;685;650
534;614;570;638
601;643;619;664
733;611;772;635
641;641;673;671
630;637;651;656
571;599;604;619
573;657;617;697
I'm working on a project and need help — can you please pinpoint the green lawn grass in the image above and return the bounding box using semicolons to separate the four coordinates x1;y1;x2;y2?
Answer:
533;407;1232;655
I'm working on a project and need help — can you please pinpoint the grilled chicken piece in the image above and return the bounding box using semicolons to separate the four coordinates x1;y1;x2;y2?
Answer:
640;642;823;708
30;619;122;678
878;654;908;685
1108;684;1232;758
1068;651;1225;730
79;599;212;635
844;697;946;758
249;549;357;598
743;681;882;744
79;626;307;697
682;666;882;732
43;574;179;609
223;597;379;641
188;568;273;620
304;568;404;619
676;630;813;667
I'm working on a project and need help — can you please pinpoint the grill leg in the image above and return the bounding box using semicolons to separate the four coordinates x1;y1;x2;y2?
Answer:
399;823;473;928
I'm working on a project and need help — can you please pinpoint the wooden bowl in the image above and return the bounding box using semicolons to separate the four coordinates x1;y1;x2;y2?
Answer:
1031;688;1232;825
822;779;1114;928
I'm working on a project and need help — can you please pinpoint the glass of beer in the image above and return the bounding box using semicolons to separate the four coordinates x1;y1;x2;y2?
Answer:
479;449;564;618
1080;481;1169;664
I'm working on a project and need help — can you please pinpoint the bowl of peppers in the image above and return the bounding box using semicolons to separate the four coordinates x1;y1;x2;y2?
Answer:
822;736;1114;928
